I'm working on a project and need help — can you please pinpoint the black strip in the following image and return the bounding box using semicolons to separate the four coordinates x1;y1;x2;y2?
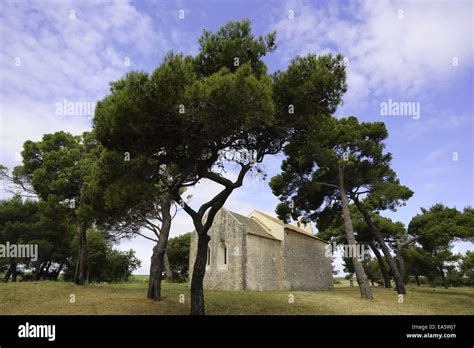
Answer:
0;315;471;347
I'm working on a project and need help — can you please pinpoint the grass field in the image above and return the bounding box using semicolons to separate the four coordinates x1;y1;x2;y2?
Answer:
0;277;472;315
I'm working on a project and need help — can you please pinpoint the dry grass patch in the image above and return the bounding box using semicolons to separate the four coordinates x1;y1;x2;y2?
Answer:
0;281;472;315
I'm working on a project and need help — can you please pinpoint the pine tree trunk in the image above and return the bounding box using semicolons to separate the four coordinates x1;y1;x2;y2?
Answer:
12;263;18;282
3;262;15;283
352;198;407;295
186;167;249;315
147;194;172;300
369;242;391;288
43;260;52;280
395;237;418;285
35;261;47;281
414;273;420;286
439;267;448;289
396;244;406;281
147;244;163;299
190;233;211;314
55;262;64;281
75;221;88;285
74;261;79;283
163;250;173;282
338;168;373;299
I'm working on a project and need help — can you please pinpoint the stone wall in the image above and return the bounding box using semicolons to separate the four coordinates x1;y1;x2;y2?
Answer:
245;233;282;290
189;208;334;292
282;230;333;291
188;209;245;290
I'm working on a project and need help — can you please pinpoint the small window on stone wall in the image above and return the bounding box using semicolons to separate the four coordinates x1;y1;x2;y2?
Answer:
217;242;228;269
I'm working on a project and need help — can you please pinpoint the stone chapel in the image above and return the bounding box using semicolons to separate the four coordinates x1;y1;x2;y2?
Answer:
188;208;333;291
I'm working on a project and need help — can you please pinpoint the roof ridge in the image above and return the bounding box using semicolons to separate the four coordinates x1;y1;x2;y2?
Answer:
251;210;329;244
223;208;245;225
227;209;279;240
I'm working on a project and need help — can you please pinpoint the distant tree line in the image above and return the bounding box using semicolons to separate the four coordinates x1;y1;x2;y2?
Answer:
0;195;141;283
166;233;191;282
340;205;474;288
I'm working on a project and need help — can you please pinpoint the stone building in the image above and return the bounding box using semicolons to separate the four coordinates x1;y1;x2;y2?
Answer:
188;208;333;291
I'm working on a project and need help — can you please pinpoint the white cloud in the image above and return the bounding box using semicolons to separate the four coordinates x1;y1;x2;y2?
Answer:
0;0;166;103
425;146;450;163
270;0;473;103
397;112;471;141
0;97;91;168
423;182;444;192
0;0;173;172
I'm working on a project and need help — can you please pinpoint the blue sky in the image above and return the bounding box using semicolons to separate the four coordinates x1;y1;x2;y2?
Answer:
0;0;472;274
